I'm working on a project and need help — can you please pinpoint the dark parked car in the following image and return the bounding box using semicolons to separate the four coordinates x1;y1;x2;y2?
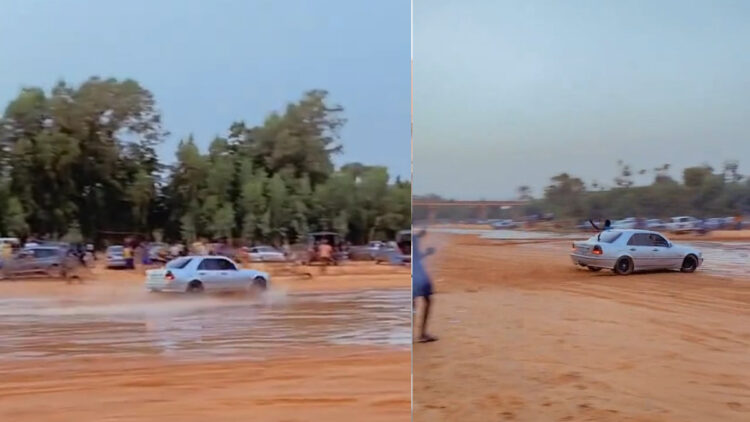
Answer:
0;246;68;279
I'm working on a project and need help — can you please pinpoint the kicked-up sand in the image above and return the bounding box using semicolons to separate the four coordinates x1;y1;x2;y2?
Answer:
0;261;411;422
414;233;750;422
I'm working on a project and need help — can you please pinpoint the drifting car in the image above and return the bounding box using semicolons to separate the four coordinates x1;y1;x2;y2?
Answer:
145;256;270;293
570;229;702;275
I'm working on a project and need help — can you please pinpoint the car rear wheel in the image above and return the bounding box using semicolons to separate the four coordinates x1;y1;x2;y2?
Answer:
614;257;634;275
47;265;63;278
186;280;204;293
681;255;698;273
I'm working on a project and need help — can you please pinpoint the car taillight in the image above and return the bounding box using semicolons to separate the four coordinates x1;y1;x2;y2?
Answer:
165;271;174;281
592;246;603;255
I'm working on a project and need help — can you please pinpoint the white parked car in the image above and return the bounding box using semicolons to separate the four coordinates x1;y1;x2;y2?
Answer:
666;216;702;233
612;217;638;229
247;245;286;262
491;219;519;229
145;256;270;293
570;229;702;275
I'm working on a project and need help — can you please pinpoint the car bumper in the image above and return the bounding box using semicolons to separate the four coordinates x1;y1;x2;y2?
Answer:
570;253;616;269
145;280;185;292
107;259;127;268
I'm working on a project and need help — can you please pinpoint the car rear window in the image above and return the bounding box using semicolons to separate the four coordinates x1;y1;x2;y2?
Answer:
594;232;622;243
166;257;192;269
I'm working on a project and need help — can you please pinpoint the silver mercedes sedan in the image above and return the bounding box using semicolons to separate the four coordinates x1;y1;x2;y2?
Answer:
570;229;702;275
145;256;270;293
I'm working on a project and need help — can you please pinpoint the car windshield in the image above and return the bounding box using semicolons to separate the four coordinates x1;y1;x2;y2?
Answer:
590;231;622;243
166;257;192;269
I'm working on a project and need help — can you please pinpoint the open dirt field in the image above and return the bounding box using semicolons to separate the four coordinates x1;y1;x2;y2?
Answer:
414;233;750;422
0;261;411;422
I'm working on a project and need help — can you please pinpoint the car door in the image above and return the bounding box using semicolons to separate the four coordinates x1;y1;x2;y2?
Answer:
249;247;262;262
626;233;657;270
654;234;683;268
196;258;225;291
30;248;49;273
645;233;672;268
216;258;245;289
15;250;38;275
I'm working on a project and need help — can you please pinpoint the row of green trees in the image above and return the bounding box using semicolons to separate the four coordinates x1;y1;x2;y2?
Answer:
522;161;750;220
0;77;410;244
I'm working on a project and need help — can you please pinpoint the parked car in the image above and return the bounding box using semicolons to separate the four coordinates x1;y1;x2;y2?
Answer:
375;230;412;265
247;245;286;262
106;245;127;269
570;229;702;275
612;217;638;229
575;220;593;230
145;256;270;293
702;218;724;231
349;241;387;261
645;219;667;230
0;246;68;279
491;219;519;229
666;216;702;233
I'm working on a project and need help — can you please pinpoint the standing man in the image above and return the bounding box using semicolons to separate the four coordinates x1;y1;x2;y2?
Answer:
318;239;333;273
413;229;437;343
123;243;134;270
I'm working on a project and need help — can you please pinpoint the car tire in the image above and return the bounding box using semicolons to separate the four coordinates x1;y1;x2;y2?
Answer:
186;280;204;293
248;276;267;294
614;257;634;275
587;266;602;272
681;255;698;273
47;265;63;278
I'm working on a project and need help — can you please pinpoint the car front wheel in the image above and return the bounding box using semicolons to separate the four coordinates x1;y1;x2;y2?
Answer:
681;255;698;273
248;276;267;294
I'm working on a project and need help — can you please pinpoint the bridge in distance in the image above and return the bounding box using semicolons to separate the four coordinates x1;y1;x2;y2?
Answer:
412;198;529;222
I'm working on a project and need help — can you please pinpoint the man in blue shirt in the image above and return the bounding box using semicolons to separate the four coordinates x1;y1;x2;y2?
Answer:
413;229;437;343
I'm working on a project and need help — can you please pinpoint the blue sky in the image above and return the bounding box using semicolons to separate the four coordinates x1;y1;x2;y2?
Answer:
414;0;750;199
0;0;410;179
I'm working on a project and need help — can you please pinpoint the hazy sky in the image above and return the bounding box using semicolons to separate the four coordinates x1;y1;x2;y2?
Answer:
414;0;750;199
0;0;410;179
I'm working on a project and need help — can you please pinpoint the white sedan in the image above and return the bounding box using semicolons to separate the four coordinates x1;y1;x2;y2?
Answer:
570;229;702;275
247;246;287;262
145;256;270;293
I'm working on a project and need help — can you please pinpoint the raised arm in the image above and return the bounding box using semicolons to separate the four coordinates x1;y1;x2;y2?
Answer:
589;219;601;231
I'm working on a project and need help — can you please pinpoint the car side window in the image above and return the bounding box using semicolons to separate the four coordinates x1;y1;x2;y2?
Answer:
650;234;669;247
218;259;237;271
34;249;56;258
197;258;220;270
627;234;648;246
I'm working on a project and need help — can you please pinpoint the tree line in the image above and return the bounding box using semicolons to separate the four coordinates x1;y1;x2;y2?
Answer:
0;77;410;245
415;160;750;221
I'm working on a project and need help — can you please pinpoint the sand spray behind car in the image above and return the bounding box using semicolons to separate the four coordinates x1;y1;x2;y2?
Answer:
0;288;289;319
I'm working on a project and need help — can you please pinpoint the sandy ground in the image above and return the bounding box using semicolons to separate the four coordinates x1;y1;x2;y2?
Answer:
0;261;410;422
413;233;750;422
